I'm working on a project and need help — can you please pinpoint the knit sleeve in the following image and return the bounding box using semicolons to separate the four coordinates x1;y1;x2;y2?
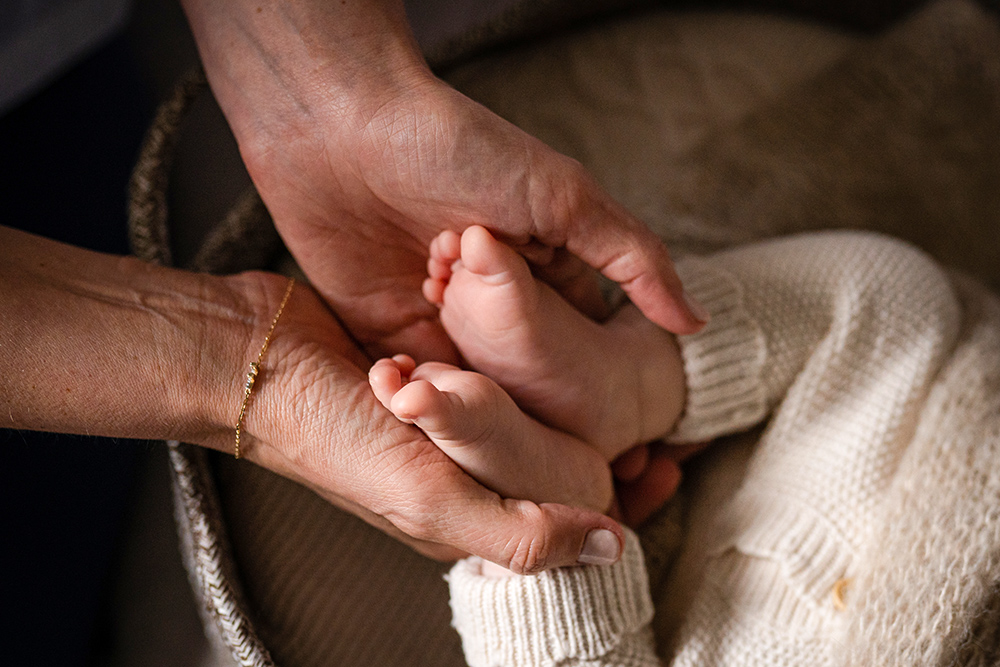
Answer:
666;231;963;663
667;230;960;443
447;529;661;667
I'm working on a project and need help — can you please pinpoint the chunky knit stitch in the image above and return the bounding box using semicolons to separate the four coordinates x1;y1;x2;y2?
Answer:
447;230;989;666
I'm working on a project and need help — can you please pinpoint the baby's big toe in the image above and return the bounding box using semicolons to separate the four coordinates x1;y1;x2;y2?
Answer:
459;226;531;284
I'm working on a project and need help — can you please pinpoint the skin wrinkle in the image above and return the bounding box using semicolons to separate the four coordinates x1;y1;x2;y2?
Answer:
389;104;428;189
524;153;575;247
14;260;245;440
219;15;322;136
378;457;475;539
502;502;551;574
169;0;706;570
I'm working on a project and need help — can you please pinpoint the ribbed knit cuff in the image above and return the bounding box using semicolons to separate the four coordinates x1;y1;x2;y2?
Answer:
447;529;652;667
668;257;768;443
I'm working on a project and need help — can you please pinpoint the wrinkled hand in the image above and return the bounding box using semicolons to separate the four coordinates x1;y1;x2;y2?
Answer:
180;0;704;567
256;78;706;362
183;0;705;363
245;274;622;572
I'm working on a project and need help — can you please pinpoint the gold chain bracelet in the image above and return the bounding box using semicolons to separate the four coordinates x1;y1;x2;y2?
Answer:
234;277;295;459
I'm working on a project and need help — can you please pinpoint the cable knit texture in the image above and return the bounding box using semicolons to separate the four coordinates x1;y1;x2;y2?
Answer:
445;230;1000;666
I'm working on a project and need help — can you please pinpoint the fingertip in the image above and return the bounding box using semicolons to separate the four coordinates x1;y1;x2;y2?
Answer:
683;290;711;326
577;527;624;566
625;272;708;335
612;444;649;481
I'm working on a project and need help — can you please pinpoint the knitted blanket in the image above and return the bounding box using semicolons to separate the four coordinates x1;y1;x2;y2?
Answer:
129;2;1000;665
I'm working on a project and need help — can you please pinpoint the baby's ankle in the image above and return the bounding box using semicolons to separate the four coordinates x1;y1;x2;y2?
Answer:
597;306;686;458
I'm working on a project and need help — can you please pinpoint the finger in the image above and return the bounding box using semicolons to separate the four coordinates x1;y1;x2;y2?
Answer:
572;218;707;334
650;440;712;463
530;249;609;321
385;477;627;573
611;444;650;481
616;455;683;527
332;489;622;572
551;169;709;334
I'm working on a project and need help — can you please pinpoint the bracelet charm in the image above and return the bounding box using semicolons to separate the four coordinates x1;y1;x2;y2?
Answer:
234;278;295;459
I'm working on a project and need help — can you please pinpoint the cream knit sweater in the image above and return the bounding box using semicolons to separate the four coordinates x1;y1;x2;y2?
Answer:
448;231;1000;665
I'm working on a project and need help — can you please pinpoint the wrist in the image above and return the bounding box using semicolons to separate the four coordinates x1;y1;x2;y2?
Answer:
212;272;371;482
181;0;433;175
0;227;272;447
142;268;272;451
198;271;300;458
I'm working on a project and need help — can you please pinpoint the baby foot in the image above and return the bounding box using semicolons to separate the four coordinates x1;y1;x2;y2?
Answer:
424;226;685;460
369;354;612;512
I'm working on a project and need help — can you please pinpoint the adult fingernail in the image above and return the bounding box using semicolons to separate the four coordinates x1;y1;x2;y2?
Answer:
683;290;711;324
578;529;621;566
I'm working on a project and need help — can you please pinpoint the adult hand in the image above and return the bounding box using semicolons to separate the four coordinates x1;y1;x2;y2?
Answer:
181;0;708;364
0;226;622;573
242;274;624;572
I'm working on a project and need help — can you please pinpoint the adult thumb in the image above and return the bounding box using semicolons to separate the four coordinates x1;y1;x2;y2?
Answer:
555;169;709;334
389;490;625;574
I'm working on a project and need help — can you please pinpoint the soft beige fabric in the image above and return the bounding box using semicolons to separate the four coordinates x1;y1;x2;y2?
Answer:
211;458;465;667
447;231;1000;665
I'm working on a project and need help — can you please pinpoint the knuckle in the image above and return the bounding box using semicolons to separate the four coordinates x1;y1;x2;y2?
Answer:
501;503;552;575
